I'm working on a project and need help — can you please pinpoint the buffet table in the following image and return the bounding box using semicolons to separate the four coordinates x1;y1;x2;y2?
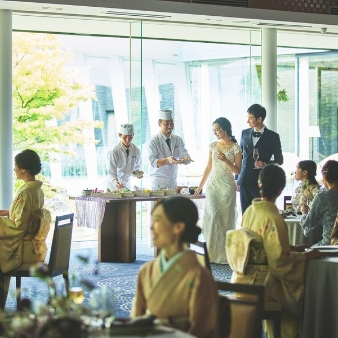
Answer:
284;216;322;246
75;194;205;263
301;257;338;338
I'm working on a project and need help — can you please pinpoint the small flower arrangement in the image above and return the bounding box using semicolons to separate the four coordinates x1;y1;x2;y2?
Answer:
0;256;99;337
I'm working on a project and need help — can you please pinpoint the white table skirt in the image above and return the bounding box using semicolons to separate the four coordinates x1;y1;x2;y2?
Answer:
284;216;322;246
301;257;338;338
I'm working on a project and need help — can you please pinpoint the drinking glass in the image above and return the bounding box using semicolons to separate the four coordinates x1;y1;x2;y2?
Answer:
253;148;259;169
89;287;116;329
68;272;84;305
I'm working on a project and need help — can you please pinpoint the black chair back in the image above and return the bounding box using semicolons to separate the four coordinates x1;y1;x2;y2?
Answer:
217;281;264;338
189;240;211;271
48;213;74;277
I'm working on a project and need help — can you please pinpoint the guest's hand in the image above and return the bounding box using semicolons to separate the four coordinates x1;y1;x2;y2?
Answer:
0;210;9;217
254;161;266;169
291;244;310;252
217;152;226;162
305;249;322;259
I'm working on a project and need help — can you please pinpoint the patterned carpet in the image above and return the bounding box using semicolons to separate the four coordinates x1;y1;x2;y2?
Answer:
5;239;233;317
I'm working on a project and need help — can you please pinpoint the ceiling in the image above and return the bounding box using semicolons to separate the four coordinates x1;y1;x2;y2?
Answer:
2;0;338;49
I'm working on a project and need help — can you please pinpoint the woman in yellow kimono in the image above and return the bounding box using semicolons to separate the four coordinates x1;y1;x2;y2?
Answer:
0;149;51;304
131;196;219;338
227;165;321;338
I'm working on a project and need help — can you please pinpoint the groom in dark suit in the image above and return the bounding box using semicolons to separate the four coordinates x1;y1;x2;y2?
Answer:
237;104;283;213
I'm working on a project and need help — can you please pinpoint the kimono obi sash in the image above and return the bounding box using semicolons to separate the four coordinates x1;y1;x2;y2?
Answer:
226;228;267;276
24;208;51;255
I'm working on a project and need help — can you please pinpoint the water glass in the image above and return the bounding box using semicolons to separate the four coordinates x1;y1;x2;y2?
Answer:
89;287;116;329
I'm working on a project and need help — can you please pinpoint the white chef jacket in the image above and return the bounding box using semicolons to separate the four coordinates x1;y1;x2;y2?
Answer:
148;132;190;189
106;142;142;190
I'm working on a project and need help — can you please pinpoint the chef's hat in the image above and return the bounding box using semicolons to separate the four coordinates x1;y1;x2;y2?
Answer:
119;123;134;135
159;109;173;121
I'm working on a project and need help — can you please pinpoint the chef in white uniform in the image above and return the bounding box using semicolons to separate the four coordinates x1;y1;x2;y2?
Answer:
148;109;191;190
106;123;143;190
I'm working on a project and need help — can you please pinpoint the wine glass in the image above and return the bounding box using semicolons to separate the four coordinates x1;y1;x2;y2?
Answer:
89;287;116;330
253;148;259;169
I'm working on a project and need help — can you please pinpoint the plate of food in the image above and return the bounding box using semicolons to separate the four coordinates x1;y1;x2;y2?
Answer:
164;189;177;196
177;157;194;165
122;192;135;198
134;189;151;197
132;170;144;179
150;190;165;197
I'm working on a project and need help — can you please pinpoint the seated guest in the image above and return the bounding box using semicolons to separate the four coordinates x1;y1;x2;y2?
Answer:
227;164;321;338
300;160;338;246
0;149;51;303
131;196;219;338
292;160;322;213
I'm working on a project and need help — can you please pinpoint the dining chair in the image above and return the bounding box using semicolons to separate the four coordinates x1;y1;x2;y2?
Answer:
217;281;264;338
283;195;292;210
189;240;211;272
0;213;74;309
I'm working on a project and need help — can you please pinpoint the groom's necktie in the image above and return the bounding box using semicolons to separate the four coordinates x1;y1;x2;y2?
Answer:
166;138;171;151
126;149;129;157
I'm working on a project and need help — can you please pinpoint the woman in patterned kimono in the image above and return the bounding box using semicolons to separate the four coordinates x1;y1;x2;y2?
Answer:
292;160;322;214
131;196;219;338
227;165;321;338
195;117;242;264
0;149;51;305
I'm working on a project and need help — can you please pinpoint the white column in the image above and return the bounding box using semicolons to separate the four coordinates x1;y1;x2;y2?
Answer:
200;64;210;148
174;63;194;150
0;10;12;209
298;57;310;160
143;59;160;136
261;28;277;131
78;54;98;182
109;56;129;127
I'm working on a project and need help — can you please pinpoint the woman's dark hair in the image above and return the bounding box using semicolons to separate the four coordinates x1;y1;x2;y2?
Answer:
298;160;319;185
15;149;42;176
213;117;237;143
258;164;286;199
153;196;201;244
321;160;338;184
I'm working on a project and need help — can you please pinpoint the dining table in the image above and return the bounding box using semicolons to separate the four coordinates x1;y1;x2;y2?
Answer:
301;256;338;338
284;215;322;246
75;194;205;263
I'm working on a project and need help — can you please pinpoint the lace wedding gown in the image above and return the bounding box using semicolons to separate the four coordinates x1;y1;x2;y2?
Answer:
203;142;241;264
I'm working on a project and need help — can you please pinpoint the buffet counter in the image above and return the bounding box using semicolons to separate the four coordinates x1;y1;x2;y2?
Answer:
75;194;205;263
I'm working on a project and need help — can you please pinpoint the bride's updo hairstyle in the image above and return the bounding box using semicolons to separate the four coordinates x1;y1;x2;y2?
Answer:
258;164;286;199
213;117;237;143
15;149;42;176
153;196;201;244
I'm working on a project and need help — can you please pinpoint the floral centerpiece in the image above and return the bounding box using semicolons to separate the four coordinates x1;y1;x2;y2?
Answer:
0;257;97;337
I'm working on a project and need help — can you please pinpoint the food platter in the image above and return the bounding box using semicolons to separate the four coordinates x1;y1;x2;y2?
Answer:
134;191;151;197
150;190;165;197
121;192;135;198
164;189;176;196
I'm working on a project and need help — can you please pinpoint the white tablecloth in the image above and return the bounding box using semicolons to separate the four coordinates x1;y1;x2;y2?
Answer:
284;216;322;246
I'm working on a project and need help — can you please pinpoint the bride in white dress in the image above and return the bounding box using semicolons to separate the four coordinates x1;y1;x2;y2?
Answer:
195;117;242;264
